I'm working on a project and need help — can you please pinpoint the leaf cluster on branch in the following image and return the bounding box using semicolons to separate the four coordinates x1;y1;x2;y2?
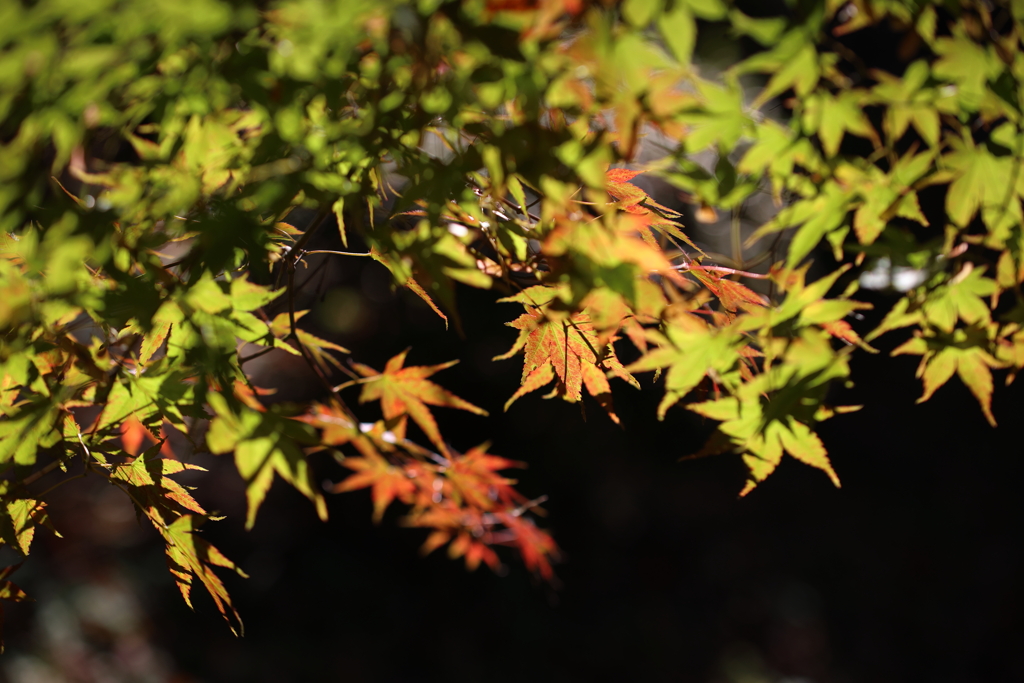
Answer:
2;0;1024;640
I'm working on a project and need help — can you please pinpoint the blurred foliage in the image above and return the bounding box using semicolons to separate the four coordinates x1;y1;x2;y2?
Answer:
2;0;1024;638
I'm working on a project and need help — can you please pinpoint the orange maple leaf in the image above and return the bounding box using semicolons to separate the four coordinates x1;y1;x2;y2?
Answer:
352;350;487;454
333;451;417;522
605;169;702;253
121;417;178;460
445;445;526;509
120;415;157;456
689;268;768;313
496;289;638;422
297;402;381;458
448;532;502;572
606;168;645;184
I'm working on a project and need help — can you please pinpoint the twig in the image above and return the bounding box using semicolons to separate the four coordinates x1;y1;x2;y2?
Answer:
730;208;743;268
331;377;367;392
497;196;541;224
288;253;332;299
35;470;87;498
238;346;276;365
289;208;332;259
673;263;770;279
302;250;372;257
275;207;331;288
22;459;62;487
284;250;360;410
510;494;549;517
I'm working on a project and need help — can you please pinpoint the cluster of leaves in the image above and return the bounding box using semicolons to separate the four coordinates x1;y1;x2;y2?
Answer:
2;0;1023;641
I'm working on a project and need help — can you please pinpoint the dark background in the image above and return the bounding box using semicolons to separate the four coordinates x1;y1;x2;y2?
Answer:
3;254;1023;683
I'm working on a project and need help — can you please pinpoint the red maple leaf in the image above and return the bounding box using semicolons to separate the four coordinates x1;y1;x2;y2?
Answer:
496;513;558;580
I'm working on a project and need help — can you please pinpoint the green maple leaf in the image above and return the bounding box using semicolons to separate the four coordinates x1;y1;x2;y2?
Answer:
0;398;62;468
678;79;750;153
626;311;744;419
753;182;853;267
743;33;821;109
942;139;1017;228
893;330;1003;427
162;515;248;636
206;392;327;530
110;447;209;524
688;389;842;496
803;91;877;158
932;34;1000;112
922;265;997;333
0;497;56;556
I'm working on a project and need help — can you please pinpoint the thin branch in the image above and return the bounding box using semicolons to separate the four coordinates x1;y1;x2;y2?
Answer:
284;255;360;413
289;207;332;257
35;471;87;499
497;196;541;224
730;208;743;268
331;377;367;392
288;253;332;299
22;459;62;487
275;207;331;288
509;494;549;518
673;263;770;279
303;250;372;257
238;346;276;365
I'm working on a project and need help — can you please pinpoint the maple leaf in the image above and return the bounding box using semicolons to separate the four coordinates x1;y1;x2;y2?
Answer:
605;169;702;253
496;286;639;423
297;401;380;458
333;451;418;522
689;267;767;313
351;350;487;454
447;531;501;572
404;502;506;573
109;446;208;524
626;310;745;418
0;397;63;468
685;337;847;496
920;265;997;333
495;512;558;580
893;332;1003;427
269;311;349;373
138;320;172;365
542;212;688;309
206;392;328;529
0;497;57;556
688;396;841;496
797;297;876;351
161;515;247;636
445;444;526;509
606;168;644;184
